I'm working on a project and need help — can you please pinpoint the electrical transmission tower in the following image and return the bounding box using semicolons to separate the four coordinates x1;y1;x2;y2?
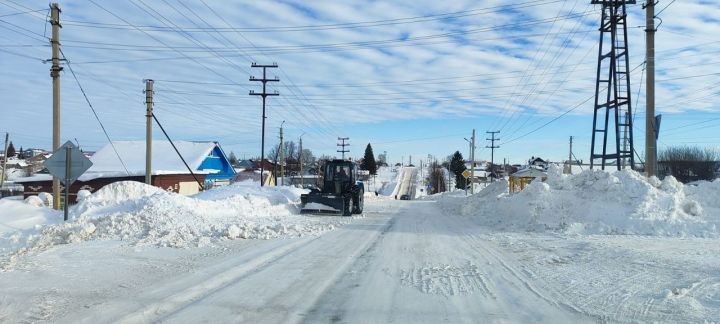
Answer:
249;63;279;186
337;137;349;159
590;0;636;170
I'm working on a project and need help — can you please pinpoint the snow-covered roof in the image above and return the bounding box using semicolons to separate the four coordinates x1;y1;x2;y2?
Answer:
16;140;218;182
4;158;28;167
511;168;548;178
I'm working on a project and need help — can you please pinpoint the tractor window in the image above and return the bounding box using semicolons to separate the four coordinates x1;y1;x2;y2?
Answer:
326;165;351;181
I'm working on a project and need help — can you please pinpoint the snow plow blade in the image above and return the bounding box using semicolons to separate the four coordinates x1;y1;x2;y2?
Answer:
300;193;346;215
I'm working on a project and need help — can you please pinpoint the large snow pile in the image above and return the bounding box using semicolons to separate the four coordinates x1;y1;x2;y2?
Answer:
0;200;63;263
440;166;720;237
1;181;353;268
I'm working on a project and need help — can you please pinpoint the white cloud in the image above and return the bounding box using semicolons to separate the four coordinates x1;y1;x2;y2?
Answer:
0;0;717;161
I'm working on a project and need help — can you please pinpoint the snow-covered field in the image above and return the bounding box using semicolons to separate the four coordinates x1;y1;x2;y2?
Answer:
1;168;719;323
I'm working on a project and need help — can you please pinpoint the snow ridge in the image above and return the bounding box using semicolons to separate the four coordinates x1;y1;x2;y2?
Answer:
1;181;354;269
439;166;720;237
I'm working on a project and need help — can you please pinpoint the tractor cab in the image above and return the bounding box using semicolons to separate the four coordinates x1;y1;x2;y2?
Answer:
322;160;357;194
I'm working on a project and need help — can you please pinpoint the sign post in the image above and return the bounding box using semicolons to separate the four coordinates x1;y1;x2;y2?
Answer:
64;145;71;221
43;141;93;221
462;169;471;195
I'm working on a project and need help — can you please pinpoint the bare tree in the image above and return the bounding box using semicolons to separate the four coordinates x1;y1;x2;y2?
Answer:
658;146;719;183
428;161;447;194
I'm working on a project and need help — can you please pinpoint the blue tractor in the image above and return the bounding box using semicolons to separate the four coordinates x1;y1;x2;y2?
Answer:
300;159;364;216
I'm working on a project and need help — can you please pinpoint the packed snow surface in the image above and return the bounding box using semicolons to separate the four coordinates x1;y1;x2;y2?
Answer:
1;170;720;323
0;180;354;268
440;165;720;237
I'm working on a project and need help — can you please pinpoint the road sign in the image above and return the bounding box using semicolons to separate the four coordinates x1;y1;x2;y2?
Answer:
44;141;93;222
44;141;93;185
462;169;471;179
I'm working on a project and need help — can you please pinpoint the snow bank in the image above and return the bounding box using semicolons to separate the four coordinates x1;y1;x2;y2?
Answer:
440;166;720;237
0;200;61;235
1;181;353;269
0;200;63;262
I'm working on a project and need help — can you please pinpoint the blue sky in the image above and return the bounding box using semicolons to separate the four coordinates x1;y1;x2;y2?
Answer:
0;0;718;166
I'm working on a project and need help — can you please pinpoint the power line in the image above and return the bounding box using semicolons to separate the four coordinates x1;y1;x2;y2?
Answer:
502;1;593;133
0;9;45;18
60;48;130;176
55;13;596;55
491;0;585;133
59;0;564;32
655;0;676;17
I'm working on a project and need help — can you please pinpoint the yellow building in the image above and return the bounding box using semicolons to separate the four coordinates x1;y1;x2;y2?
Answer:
509;168;548;193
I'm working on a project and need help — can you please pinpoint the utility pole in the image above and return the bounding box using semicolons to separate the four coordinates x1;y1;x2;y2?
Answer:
644;0;657;177
486;131;500;182
0;133;8;188
337;137;349;159
299;132;305;187
249;63;279;187
144;79;153;185
471;129;476;193
567;136;574;174
50;3;62;209
279;120;285;186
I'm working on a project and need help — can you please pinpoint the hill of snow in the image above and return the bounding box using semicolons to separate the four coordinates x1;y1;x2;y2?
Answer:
0;181;356;269
439;165;720;237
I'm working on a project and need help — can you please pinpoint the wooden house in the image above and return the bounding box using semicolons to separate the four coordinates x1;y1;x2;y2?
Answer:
15;140;236;202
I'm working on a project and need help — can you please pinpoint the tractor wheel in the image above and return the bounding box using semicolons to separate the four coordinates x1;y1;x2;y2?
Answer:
352;190;364;214
343;197;352;216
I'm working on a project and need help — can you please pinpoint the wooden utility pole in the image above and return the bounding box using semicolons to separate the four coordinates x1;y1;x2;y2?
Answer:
279;121;285;186
0;133;8;188
337;137;349;159
299;133;304;187
486;131;500;182
50;3;62;209
249;63;279;187
567;136;574;174
145;79;154;185
471;129;476;193
644;0;657;177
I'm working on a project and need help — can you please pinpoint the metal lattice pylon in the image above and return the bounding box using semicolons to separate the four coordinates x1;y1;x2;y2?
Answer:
590;0;636;170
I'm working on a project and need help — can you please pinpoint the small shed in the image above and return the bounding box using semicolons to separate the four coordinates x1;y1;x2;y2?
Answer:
509;167;548;193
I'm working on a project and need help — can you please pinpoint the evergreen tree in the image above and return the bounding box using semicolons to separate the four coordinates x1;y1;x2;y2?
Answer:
360;143;378;175
450;151;467;189
17;146;24;159
6;141;15;157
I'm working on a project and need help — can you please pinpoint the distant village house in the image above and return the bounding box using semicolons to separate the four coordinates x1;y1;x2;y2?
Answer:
16;140;235;203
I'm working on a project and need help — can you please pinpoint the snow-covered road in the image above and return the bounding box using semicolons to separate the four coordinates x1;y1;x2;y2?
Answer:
48;198;583;323
394;167;417;199
2;196;720;323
